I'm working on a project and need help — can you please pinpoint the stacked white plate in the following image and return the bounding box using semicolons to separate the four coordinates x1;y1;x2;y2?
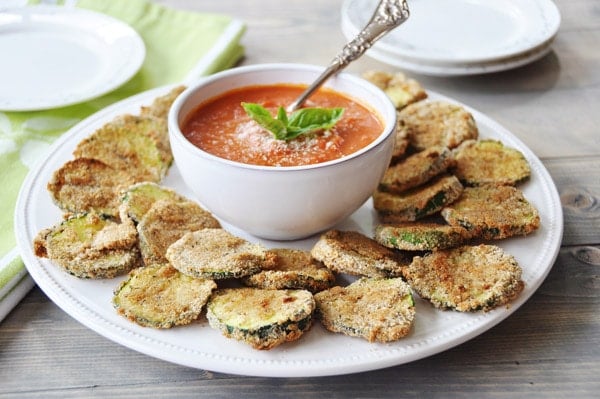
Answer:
341;0;561;76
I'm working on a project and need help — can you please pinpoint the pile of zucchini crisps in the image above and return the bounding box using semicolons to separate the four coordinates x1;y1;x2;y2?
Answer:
33;71;540;351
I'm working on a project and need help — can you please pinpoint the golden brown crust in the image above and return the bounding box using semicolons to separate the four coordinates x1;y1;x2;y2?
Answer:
242;248;335;293
140;85;186;120
402;244;524;311
379;146;454;194
206;288;314;350
391;116;411;161
73;118;167;183
166;228;276;279
452;139;531;186
113;263;216;328
37;212;141;279
398;101;479;151
441;185;540;240
120;182;188;223
373;174;464;223
47;157;135;217
314;277;415;342
136;199;221;265
362;70;427;109
111;114;173;169
310;230;409;278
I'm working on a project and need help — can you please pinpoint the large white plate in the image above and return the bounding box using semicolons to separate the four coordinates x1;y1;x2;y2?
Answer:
15;86;563;377
0;5;145;111
342;0;561;65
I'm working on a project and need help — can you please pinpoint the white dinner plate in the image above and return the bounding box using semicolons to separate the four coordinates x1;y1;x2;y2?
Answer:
342;0;561;65
0;5;145;111
15;86;563;377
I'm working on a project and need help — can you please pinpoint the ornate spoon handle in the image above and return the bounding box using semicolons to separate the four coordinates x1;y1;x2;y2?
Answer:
288;0;410;111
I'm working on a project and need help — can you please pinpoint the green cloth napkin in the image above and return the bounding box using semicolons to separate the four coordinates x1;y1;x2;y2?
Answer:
0;0;245;321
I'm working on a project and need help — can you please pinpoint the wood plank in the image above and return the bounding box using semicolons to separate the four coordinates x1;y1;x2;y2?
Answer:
543;156;600;246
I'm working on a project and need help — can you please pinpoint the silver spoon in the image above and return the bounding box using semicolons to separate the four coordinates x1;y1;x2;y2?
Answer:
287;0;410;112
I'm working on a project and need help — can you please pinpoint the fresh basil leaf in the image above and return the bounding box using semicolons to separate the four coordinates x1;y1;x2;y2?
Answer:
287;107;344;131
276;106;289;125
241;102;287;139
241;102;344;141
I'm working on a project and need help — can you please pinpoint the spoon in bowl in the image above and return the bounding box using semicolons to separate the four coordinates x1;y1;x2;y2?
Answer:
287;0;410;112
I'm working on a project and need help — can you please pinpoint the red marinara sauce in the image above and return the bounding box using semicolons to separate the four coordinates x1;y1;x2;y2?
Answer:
182;84;384;167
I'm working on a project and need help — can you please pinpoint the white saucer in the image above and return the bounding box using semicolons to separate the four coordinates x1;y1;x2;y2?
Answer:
0;5;145;111
362;40;554;77
341;0;560;75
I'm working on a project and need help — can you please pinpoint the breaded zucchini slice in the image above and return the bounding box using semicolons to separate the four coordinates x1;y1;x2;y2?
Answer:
47;157;134;217
33;212;140;279
375;222;472;251
398;101;479;151
314;277;415;342
441;185;540;240
242;248;335;293
111;114;173;169
73;119;168;183
391;116;411;161
402;244;524;311
113;263;216;328
136;199;221;265
373;174;464;223
140;85;186;120
362;70;427;109
120;182;188;223
206;288;315;350
166;228;276;279
379;146;454;193
452;139;531;186
310;229;409;278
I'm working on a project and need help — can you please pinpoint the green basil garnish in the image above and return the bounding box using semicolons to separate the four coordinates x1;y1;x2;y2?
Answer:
241;102;344;141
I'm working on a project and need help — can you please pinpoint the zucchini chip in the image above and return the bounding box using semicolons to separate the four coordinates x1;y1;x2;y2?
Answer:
452;139;531;186
140;85;186;120
136;199;221;265
375;222;472;251
441;185;540;240
379;146;454;194
111;114;173;169
166;228;276;279
206;288;315;350
113;263;216;328
310;230;409;278
73;118;168;183
362;70;427;110
402;244;524;312
314;277;415;342
398;100;479;151
242;248;335;293
120;182;189;223
373;174;464;223
47;157;134;217
33;212;140;279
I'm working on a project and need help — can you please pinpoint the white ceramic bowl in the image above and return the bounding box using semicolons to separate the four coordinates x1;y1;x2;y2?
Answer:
168;63;396;240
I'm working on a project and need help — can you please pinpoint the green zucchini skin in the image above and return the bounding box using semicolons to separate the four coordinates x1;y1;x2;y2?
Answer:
206;288;315;350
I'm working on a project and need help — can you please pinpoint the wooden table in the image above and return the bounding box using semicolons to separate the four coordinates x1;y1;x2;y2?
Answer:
2;0;599;397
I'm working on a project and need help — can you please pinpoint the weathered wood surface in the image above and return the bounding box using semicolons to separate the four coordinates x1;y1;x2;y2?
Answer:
1;1;599;397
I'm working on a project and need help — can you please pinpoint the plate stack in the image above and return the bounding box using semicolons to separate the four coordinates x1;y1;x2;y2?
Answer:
341;0;561;76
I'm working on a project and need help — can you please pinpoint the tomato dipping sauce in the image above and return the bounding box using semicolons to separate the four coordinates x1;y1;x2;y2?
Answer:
181;84;384;167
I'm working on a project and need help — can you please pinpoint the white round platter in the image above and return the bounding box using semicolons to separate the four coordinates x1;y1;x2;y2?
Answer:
15;85;563;377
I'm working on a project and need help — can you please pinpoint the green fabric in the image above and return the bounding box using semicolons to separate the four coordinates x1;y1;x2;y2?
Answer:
0;0;245;302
